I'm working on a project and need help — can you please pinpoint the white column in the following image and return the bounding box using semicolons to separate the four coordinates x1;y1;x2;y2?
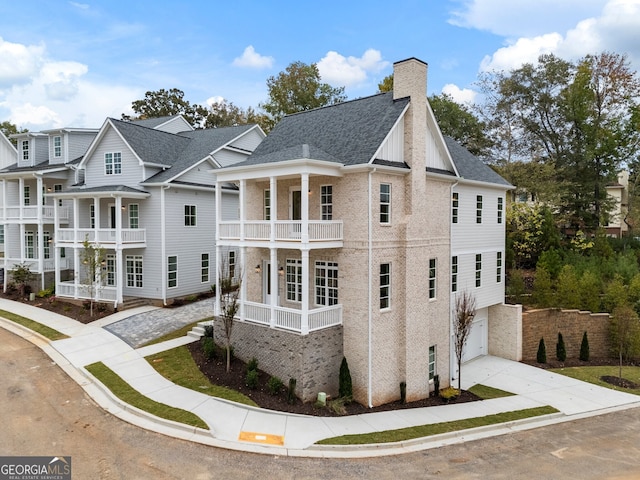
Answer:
36;176;44;289
116;249;123;306
269;176;277;241
301;173;309;244
240;246;246;320
214;181;222;316
270;247;277;327
93;197;100;235
301;248;310;334
54;193;60;291
73;247;80;299
73;197;79;244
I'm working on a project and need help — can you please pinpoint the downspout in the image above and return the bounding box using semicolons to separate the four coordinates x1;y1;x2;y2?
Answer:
161;185;170;305
449;180;458;386
367;167;377;408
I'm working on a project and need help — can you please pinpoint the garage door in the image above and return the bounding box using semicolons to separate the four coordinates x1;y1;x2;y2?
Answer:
462;310;487;363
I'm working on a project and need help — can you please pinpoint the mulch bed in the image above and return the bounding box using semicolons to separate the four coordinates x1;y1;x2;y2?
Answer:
187;341;480;417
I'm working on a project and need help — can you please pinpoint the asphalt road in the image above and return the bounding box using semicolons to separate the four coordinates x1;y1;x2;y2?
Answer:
2;327;640;479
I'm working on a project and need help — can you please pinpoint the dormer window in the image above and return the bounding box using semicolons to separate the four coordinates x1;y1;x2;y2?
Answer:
53;136;62;158
21;140;29;162
105;152;122;175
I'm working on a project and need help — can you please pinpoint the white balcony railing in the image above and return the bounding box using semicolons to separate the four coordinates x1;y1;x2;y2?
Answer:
56;281;117;302
57;228;146;245
3;257;73;273
2;205;70;221
219;220;343;243
242;301;342;333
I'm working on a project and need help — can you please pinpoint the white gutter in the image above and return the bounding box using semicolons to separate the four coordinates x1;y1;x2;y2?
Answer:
449;180;458;387
161;185;170;305
367;167;377;408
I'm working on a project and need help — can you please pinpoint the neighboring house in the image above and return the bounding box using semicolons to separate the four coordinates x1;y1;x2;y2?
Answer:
0;131;18;257
1;127;99;290
605;170;629;238
213;58;519;406
1;115;265;308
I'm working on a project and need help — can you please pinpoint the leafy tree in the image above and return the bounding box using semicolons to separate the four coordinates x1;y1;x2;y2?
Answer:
580;270;602;313
603;274;628;312
9;263;34;297
580;331;590;361
80;237;106;317
124;88;208;127
611;305;640;378
453;291;476;389
532;266;553;308
0;121;27;147
506;269;526;304
556;265;580;309
218;255;242;373
492;159;563;207
507;203;560;269
260;61;346;129
203;100;270;131
377;74;393;93
537;248;563;280
429;93;492;157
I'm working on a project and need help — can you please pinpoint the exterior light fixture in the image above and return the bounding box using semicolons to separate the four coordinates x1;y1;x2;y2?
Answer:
255;264;261;274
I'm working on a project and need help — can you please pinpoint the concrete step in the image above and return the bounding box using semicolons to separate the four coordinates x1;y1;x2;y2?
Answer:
187;320;213;339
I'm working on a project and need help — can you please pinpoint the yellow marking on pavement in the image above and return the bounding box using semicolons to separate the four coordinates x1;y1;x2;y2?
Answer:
238;431;284;445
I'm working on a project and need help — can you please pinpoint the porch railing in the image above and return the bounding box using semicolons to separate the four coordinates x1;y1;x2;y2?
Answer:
2;206;70;221
2;257;73;273
241;300;342;333
57;228;146;244
219;220;343;242
56;281;117;302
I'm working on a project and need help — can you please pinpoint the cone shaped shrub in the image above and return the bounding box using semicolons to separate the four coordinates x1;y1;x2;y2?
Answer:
339;357;353;398
556;332;567;362
580;331;590;361
537;337;547;364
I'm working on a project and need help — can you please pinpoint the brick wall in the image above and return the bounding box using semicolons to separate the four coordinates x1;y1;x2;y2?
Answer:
213;318;343;403
522;308;611;361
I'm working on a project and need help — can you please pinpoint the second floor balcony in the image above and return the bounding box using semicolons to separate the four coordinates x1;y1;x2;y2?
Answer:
57;228;146;246
2;205;70;223
219;220;343;246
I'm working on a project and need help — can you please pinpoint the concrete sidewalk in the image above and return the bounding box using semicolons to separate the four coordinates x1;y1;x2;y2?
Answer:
1;297;639;458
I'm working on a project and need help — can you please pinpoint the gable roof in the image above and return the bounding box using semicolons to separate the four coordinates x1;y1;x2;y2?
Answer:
131;115;191;130
234;92;410;167
444;136;512;187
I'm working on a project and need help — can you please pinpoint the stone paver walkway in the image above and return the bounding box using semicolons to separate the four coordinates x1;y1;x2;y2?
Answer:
104;298;215;347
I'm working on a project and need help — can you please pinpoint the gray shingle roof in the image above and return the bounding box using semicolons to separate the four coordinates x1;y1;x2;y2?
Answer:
235;92;410;167
131;115;185;129
444;137;512;187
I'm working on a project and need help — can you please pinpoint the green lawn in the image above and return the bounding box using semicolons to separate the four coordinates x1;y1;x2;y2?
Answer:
139;318;213;347
86;361;208;429
0;309;68;341
146;345;258;407
316;406;558;445
468;384;515;399
550;365;640;395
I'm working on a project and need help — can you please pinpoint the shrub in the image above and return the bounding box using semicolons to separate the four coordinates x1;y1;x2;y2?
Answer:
203;324;213;338
267;376;283;396
439;386;459;401
246;357;259;373
556;332;567;362
434;374;440;397
82;300;91;310
201;337;216;360
96;303;107;313
580;331;590;361
287;378;297;404
400;381;406;404
338;357;352;398
537;337;547;364
246;369;259;389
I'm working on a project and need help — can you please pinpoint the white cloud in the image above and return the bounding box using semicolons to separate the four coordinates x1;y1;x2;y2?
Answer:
317;49;389;87
232;46;274;69
441;84;477;104
10;103;60;128
41;61;88;101
0;37;45;88
479;0;640;73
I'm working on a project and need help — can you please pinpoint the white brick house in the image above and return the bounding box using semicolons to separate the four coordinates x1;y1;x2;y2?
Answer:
214;58;519;406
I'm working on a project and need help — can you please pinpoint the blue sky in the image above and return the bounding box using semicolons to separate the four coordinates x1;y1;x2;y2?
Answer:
0;0;638;130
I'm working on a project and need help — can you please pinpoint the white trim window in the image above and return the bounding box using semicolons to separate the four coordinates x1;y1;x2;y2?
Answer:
497;251;503;283
90;204;95;229
476;195;483;224
106;254;116;286
315;261;338;306
201;253;210;283
184;205;197;226
428;345;437;381
167;255;178;288
23;186;30;206
497;197;503;224
264;189;271;220
452;192;459;224
286;258;302;302
126;255;143;288
451;256;458;293
428;258;437;299
25;231;35;259
53;136;62;158
43;231;51;259
380;184;391;224
380;262;391;309
475;254;482;287
54;184;63;206
321;185;333;220
129;204;139;229
21;140;29;162
104;152;122;175
0;225;4;245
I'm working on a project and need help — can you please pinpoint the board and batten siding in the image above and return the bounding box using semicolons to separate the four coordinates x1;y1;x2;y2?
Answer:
376;118;404;162
83;127;144;188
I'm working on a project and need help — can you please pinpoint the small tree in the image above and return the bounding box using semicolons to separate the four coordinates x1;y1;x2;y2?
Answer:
537;337;547;364
532;266;553;307
80;237;106;317
218;255;242;373
453;291;477;390
338;357;353;399
556;332;567;362
611;305;640;380
579;331;590;361
10;263;34;297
